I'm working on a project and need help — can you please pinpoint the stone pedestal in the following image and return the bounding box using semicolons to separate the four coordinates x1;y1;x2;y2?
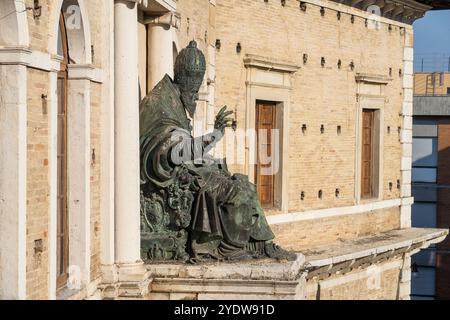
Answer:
145;254;306;300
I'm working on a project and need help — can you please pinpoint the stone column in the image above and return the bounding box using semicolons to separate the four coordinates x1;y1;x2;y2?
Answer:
0;63;27;299
146;12;180;91
114;0;148;297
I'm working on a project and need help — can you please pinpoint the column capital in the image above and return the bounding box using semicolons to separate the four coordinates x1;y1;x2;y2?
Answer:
144;11;180;29
117;0;148;5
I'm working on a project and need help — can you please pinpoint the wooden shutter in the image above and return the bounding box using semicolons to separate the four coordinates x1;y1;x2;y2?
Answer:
361;109;375;199
255;102;276;207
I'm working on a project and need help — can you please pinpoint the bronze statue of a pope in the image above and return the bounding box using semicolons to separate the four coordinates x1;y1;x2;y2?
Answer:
139;40;295;263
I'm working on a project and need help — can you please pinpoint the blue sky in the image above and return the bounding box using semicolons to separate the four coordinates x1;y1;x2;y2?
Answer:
413;10;450;72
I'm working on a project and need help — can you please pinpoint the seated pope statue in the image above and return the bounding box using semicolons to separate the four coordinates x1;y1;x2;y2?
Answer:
139;41;295;262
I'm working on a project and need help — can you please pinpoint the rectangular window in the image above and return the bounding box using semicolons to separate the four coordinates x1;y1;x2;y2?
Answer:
412;249;436;268
412;185;437;202
411;267;436;297
412;137;438;167
412;202;437;228
412;167;437;183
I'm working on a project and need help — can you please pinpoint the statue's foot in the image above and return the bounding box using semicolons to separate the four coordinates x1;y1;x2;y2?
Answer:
264;242;297;261
188;252;223;264
224;249;255;261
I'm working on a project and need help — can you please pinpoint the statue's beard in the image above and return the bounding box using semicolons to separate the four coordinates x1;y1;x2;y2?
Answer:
180;92;197;117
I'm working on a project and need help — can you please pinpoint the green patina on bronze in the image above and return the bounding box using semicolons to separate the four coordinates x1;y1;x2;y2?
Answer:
139;41;296;263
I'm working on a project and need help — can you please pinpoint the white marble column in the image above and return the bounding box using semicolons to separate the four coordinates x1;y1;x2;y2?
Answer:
114;0;142;268
146;12;180;91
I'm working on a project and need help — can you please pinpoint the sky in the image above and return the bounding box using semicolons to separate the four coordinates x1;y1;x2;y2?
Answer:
413;10;450;72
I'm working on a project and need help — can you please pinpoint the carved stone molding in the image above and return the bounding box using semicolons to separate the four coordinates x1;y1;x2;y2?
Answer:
355;73;392;84
144;11;181;29
244;54;300;73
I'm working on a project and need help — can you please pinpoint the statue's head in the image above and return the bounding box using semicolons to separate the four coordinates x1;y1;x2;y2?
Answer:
174;40;206;116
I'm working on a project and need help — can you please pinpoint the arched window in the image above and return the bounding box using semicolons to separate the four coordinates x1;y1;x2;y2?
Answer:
56;12;69;291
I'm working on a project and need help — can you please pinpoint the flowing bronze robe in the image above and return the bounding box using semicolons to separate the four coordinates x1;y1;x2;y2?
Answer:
140;75;274;258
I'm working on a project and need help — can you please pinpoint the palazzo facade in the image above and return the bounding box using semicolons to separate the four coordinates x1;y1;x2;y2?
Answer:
0;0;448;299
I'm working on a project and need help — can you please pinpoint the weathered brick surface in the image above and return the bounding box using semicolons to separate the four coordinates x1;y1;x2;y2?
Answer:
271;206;400;251
90;82;102;281
26;0;52;52
26;68;50;300
414;73;450;96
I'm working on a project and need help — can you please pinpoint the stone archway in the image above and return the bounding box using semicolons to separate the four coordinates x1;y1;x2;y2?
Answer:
49;0;92;64
0;0;29;299
0;0;29;47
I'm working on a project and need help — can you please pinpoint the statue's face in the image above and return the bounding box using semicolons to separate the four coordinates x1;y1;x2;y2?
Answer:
178;78;202;117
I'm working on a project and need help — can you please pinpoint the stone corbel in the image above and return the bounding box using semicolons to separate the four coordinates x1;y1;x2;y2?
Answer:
144;11;181;29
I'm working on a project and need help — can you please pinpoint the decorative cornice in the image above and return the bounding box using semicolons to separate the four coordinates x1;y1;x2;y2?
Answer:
329;0;432;24
243;54;300;73
304;228;448;280
267;197;405;225
68;64;103;83
0;46;103;82
139;0;177;13
0;46;60;72
355;73;393;84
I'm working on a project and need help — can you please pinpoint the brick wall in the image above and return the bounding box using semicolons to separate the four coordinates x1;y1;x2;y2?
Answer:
26;68;50;299
214;0;404;214
414;73;450;96
176;0;211;55
26;0;51;52
90;82;102;282
271;206;400;250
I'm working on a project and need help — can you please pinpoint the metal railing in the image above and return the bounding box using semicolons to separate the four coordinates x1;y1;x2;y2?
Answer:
414;54;450;73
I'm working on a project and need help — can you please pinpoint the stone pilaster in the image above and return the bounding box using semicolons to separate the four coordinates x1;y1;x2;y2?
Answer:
400;28;414;229
398;254;412;300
